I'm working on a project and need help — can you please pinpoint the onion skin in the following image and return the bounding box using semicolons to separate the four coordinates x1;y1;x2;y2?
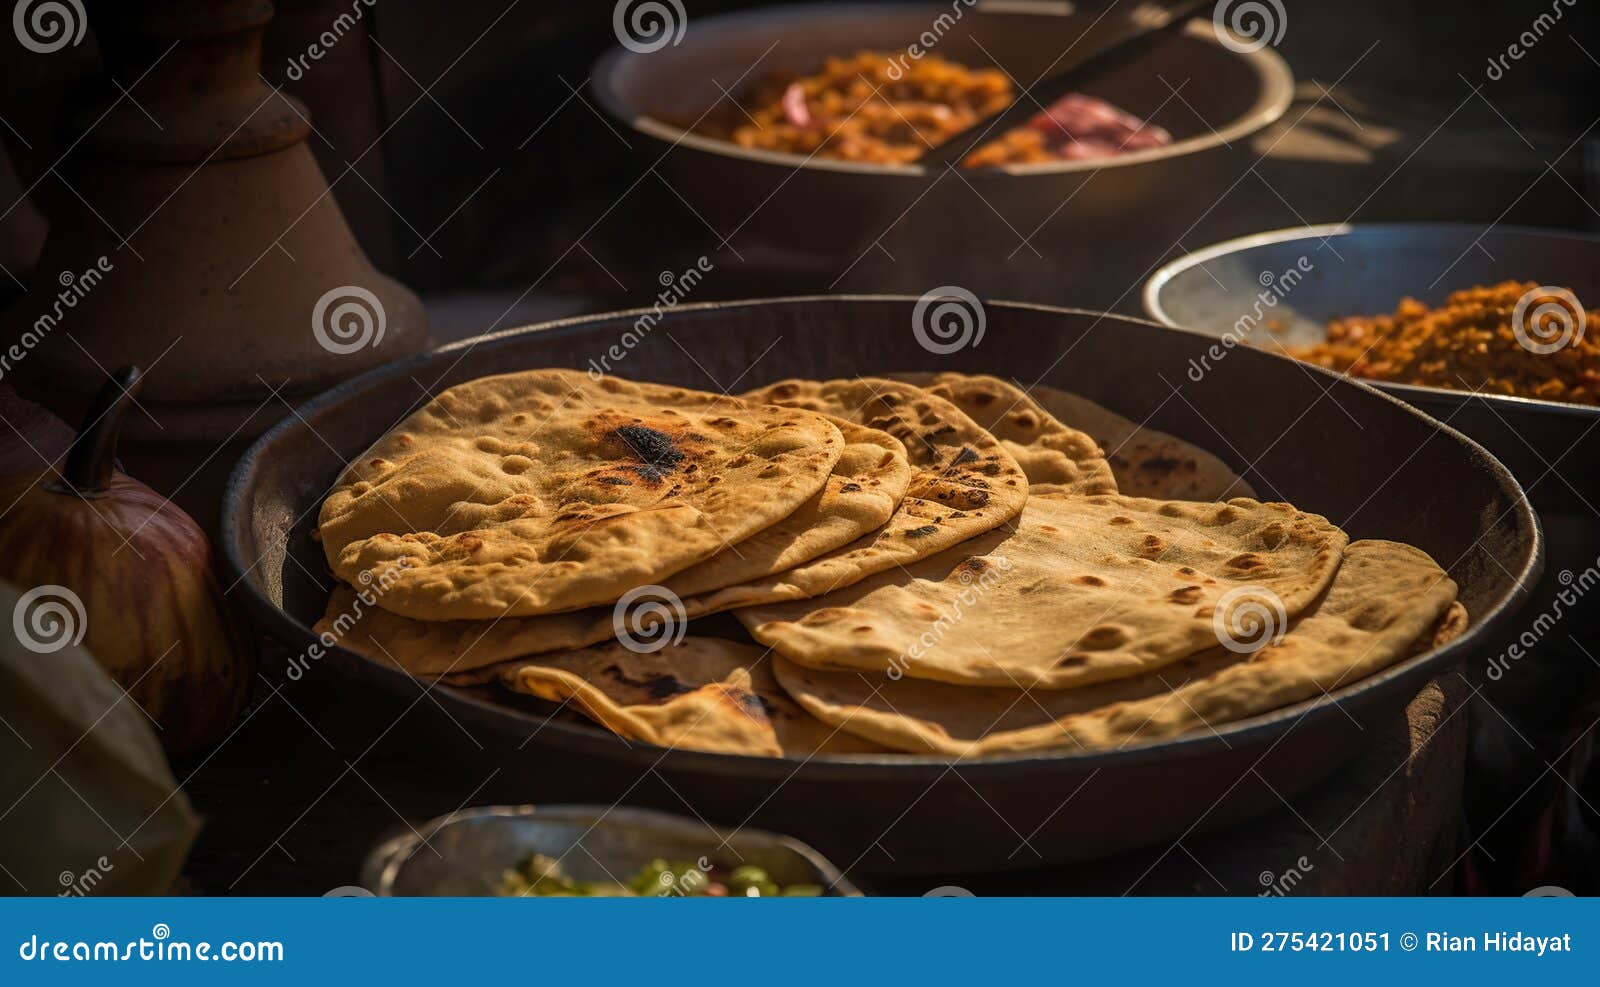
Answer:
0;470;256;757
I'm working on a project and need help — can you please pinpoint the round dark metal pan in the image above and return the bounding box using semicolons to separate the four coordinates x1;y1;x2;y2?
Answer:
220;297;1541;876
590;2;1292;308
1144;223;1600;514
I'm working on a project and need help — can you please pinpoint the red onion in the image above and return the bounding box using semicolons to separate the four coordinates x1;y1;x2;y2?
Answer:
1028;93;1171;159
781;83;813;128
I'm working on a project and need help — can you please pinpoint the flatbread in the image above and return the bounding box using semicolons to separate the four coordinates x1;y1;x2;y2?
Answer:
673;377;1028;614
311;419;912;677
773;540;1459;756
887;372;1117;495
316;370;844;620
1428;601;1469;649
1028;384;1255;500
313;583;616;677
499;638;886;756
740;493;1348;689
662;419;912;597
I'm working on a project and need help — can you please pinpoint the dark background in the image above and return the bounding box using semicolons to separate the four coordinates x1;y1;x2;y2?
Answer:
5;0;1597;309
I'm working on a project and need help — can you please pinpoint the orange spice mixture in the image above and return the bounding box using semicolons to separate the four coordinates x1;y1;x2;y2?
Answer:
695;51;1169;167
698;52;1010;165
1292;281;1598;406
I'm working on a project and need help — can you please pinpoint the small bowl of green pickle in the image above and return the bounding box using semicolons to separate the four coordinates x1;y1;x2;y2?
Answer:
498;854;823;897
362;805;859;897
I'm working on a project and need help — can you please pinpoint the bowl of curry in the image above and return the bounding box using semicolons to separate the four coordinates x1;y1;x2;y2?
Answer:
590;2;1292;307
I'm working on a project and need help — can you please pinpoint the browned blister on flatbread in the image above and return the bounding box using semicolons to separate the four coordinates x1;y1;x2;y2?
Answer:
888;372;1117;495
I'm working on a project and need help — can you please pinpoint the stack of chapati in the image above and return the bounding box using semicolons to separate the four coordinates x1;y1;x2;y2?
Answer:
313;369;1467;759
